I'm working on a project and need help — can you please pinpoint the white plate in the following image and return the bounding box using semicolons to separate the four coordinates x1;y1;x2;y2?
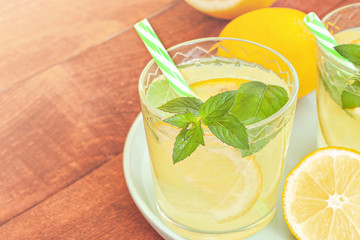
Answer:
123;91;318;240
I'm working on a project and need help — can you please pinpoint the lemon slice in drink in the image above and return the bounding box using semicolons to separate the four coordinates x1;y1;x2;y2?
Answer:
351;38;360;44
190;77;248;101
177;145;262;223
283;147;360;239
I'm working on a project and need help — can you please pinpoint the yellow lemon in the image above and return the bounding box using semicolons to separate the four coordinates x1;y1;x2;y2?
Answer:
283;147;360;239
219;8;317;98
185;0;276;20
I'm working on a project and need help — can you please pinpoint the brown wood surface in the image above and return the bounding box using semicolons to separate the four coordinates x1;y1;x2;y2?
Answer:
0;0;357;239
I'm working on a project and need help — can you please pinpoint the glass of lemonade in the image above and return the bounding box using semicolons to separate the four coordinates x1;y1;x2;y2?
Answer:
317;3;360;150
138;38;298;239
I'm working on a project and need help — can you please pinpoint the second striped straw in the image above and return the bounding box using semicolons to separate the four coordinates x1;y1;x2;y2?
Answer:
303;12;357;71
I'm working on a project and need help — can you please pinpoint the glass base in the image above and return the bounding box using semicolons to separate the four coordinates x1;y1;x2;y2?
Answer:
157;204;277;240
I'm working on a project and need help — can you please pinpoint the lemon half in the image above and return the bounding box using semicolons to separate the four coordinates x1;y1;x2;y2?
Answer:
283;147;360;239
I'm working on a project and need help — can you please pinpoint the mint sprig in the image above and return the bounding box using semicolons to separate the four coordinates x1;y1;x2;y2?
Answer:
158;81;289;163
334;44;360;110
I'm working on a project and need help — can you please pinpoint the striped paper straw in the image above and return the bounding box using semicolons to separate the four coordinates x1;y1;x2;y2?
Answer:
134;19;195;97
303;12;357;71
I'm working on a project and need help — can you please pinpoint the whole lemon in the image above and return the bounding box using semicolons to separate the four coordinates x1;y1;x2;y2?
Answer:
219;8;317;98
185;0;276;20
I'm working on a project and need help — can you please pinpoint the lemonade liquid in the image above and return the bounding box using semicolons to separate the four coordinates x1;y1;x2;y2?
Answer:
141;58;296;239
317;27;360;151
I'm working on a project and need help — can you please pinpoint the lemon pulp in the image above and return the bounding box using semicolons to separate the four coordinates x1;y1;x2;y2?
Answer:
283;147;360;240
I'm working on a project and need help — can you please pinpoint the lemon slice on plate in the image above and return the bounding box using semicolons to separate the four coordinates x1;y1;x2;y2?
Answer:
283;147;360;239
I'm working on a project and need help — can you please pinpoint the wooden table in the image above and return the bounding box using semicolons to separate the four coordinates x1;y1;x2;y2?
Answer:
0;0;356;239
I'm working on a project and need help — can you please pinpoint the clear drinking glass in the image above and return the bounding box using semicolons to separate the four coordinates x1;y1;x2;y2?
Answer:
317;3;360;151
138;38;298;239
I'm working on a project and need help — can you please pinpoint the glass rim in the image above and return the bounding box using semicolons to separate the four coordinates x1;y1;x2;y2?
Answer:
318;3;360;73
139;37;299;129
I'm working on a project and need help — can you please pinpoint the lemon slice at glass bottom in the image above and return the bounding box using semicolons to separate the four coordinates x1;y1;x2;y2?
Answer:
177;145;262;223
283;147;360;239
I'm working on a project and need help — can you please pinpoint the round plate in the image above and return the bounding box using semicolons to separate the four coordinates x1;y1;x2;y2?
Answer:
123;92;317;240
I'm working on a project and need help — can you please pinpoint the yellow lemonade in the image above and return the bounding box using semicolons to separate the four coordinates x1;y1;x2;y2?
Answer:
317;27;360;150
141;58;296;239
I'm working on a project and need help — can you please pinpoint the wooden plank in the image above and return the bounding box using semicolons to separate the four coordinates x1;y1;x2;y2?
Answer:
0;0;226;226
0;156;162;239
0;0;176;90
0;0;28;13
329;0;360;11
273;0;345;16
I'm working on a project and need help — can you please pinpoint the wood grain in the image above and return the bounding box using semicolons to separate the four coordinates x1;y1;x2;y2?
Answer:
0;0;355;239
273;0;345;16
0;0;226;229
0;155;162;239
0;0;176;90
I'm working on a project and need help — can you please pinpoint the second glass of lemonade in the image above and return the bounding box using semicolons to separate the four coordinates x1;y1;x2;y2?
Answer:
317;3;360;151
139;38;298;239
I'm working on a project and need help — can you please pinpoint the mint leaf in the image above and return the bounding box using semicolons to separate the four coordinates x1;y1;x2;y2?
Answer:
189;120;205;146
199;91;236;125
173;122;204;164
208;114;249;149
230;81;289;125
158;97;202;116
164;110;197;128
341;79;360;108
334;44;360;66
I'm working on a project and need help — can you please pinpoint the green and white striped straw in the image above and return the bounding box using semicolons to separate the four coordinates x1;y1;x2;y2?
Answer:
134;19;195;97
303;12;357;70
